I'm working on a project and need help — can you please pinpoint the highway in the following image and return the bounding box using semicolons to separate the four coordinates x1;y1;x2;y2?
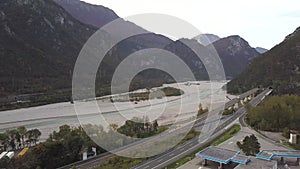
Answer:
131;88;272;169
58;88;264;169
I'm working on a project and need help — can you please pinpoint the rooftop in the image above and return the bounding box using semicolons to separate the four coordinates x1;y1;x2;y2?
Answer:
235;158;277;169
196;147;300;169
195;146;250;164
256;150;300;160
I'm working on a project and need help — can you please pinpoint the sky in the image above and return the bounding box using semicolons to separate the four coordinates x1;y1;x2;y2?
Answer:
82;0;300;49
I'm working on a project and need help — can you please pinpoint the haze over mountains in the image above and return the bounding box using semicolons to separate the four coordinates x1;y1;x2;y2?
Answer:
255;47;268;54
193;34;220;46
55;0;262;80
0;0;272;99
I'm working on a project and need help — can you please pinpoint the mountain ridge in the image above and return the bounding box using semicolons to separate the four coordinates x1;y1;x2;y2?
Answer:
209;35;260;79
227;26;300;95
53;0;119;28
193;33;220;46
0;0;265;102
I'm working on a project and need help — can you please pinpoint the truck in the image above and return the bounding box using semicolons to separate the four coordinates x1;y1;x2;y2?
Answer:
6;151;14;159
18;148;29;157
0;151;7;159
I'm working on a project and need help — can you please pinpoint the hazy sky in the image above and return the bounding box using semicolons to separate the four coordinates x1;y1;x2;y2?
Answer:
82;0;300;49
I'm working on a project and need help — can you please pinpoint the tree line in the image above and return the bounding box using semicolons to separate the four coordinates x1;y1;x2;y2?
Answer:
247;95;300;132
1;124;107;169
0;116;166;169
0;126;41;151
117;117;166;138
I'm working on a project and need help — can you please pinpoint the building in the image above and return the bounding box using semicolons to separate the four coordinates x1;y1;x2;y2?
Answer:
196;146;250;169
256;150;300;165
289;130;298;144
195;146;278;169
235;158;277;169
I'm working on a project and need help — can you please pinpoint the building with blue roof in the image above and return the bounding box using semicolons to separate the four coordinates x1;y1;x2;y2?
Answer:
196;147;300;168
195;146;251;168
256;150;300;160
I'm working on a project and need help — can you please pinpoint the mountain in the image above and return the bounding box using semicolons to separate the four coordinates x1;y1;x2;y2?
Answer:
0;0;173;101
209;35;260;79
44;0;261;83
255;47;268;54
164;37;260;80
164;39;210;80
0;0;262;106
227;27;300;95
193;34;220;46
53;0;119;28
0;0;97;97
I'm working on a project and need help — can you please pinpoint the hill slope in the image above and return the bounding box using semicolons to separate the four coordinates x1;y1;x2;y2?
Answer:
210;35;260;79
0;0;263;106
53;0;119;27
227;27;300;95
54;0;261;81
0;0;96;97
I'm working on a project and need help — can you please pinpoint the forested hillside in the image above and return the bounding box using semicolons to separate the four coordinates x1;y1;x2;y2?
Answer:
247;95;300;132
227;27;300;95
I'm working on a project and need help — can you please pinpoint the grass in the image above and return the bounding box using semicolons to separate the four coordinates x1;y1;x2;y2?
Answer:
94;129;199;169
281;141;300;150
95;125;240;169
95;156;145;169
166;124;241;169
222;109;235;116
178;129;200;145
211;124;241;146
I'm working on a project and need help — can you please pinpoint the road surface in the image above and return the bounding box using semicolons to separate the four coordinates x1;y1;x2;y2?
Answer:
131;88;271;169
59;88;262;169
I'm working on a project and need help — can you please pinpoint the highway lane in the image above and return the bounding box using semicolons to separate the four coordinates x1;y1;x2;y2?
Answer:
131;88;272;169
58;88;262;169
239;88;259;99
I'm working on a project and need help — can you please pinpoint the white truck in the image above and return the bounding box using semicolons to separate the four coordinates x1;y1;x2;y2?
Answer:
0;151;8;159
6;151;14;159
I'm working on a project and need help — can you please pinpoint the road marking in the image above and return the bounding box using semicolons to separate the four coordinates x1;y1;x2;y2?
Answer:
141;90;270;169
152;144;200;169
